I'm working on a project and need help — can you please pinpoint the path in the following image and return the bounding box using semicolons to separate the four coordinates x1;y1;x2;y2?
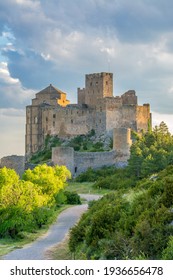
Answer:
2;194;101;260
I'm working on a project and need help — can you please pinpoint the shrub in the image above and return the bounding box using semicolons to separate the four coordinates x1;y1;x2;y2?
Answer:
162;236;173;259
64;191;81;205
55;190;67;206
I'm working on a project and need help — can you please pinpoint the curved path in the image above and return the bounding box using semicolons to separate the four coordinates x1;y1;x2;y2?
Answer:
2;194;101;260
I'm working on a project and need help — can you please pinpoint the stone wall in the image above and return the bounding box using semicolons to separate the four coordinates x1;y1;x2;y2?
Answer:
78;72;113;107
42;105;93;137
113;128;132;156
51;127;132;176
52;147;74;174
136;104;151;131
0;155;25;176
74;150;116;175
26;72;151;157
52;147;117;176
121;90;137;105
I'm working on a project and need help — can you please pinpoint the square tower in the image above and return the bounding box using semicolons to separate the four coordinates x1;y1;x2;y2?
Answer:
78;72;113;107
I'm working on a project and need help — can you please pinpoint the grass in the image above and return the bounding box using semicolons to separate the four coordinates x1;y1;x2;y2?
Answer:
0;205;70;258
123;188;147;203
45;234;73;260
0;229;47;258
66;181;113;195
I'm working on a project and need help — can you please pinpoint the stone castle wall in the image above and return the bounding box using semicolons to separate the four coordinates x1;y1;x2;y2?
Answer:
51;147;117;175
52;128;132;176
25;72;151;158
78;72;113;107
52;147;74;174
136;104;151;131
0;155;25;176
74;150;116;175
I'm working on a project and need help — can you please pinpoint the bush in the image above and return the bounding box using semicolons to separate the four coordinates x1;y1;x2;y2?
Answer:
55;190;67;206
69;165;173;260
75;168;98;182
33;207;54;228
75;166;117;183
162;236;173;259
64;191;81;205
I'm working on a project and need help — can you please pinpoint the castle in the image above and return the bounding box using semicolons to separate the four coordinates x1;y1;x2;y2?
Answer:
25;72;151;174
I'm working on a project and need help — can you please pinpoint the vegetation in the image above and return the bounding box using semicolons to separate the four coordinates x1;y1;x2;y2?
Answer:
0;164;74;239
69;166;173;260
128;121;173;178
47;234;72;260
66;182;112;195
1;121;173;260
0;205;69;257
75;166;117;182
30;135;62;163
68;122;173;260
29;130;112;163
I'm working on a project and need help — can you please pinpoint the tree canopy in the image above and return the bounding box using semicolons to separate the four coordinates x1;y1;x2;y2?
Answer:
128;122;173;178
0;164;71;238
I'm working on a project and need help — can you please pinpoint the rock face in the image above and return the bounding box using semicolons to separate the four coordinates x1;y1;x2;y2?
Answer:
0;155;25;176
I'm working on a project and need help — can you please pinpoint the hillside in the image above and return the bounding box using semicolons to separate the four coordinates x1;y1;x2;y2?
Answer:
68;122;173;260
29;131;112;164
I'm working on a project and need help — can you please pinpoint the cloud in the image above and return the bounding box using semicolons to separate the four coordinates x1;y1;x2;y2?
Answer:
152;111;173;134
1;0;173;157
0;61;35;108
0;107;25;117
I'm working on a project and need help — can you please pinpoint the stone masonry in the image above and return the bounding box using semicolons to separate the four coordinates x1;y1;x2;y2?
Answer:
25;72;151;160
52;127;132;176
0;155;25;176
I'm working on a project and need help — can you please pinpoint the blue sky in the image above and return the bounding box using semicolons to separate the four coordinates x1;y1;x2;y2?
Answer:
1;0;173;157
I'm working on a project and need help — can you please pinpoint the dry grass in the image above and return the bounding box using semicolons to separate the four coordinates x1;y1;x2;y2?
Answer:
45;234;73;260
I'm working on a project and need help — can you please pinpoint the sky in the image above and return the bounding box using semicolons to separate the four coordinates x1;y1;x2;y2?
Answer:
1;0;173;158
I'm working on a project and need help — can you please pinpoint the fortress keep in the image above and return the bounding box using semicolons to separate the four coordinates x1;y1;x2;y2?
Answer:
25;72;151;173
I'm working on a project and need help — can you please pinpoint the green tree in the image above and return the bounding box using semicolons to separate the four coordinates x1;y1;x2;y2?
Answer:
128;122;173;178
22;164;71;202
0;165;71;238
0;167;19;189
0;180;46;237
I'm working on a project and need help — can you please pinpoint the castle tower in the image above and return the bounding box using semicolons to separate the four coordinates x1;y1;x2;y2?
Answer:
78;72;113;107
25;84;70;157
113;127;132;156
25;72;151;160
